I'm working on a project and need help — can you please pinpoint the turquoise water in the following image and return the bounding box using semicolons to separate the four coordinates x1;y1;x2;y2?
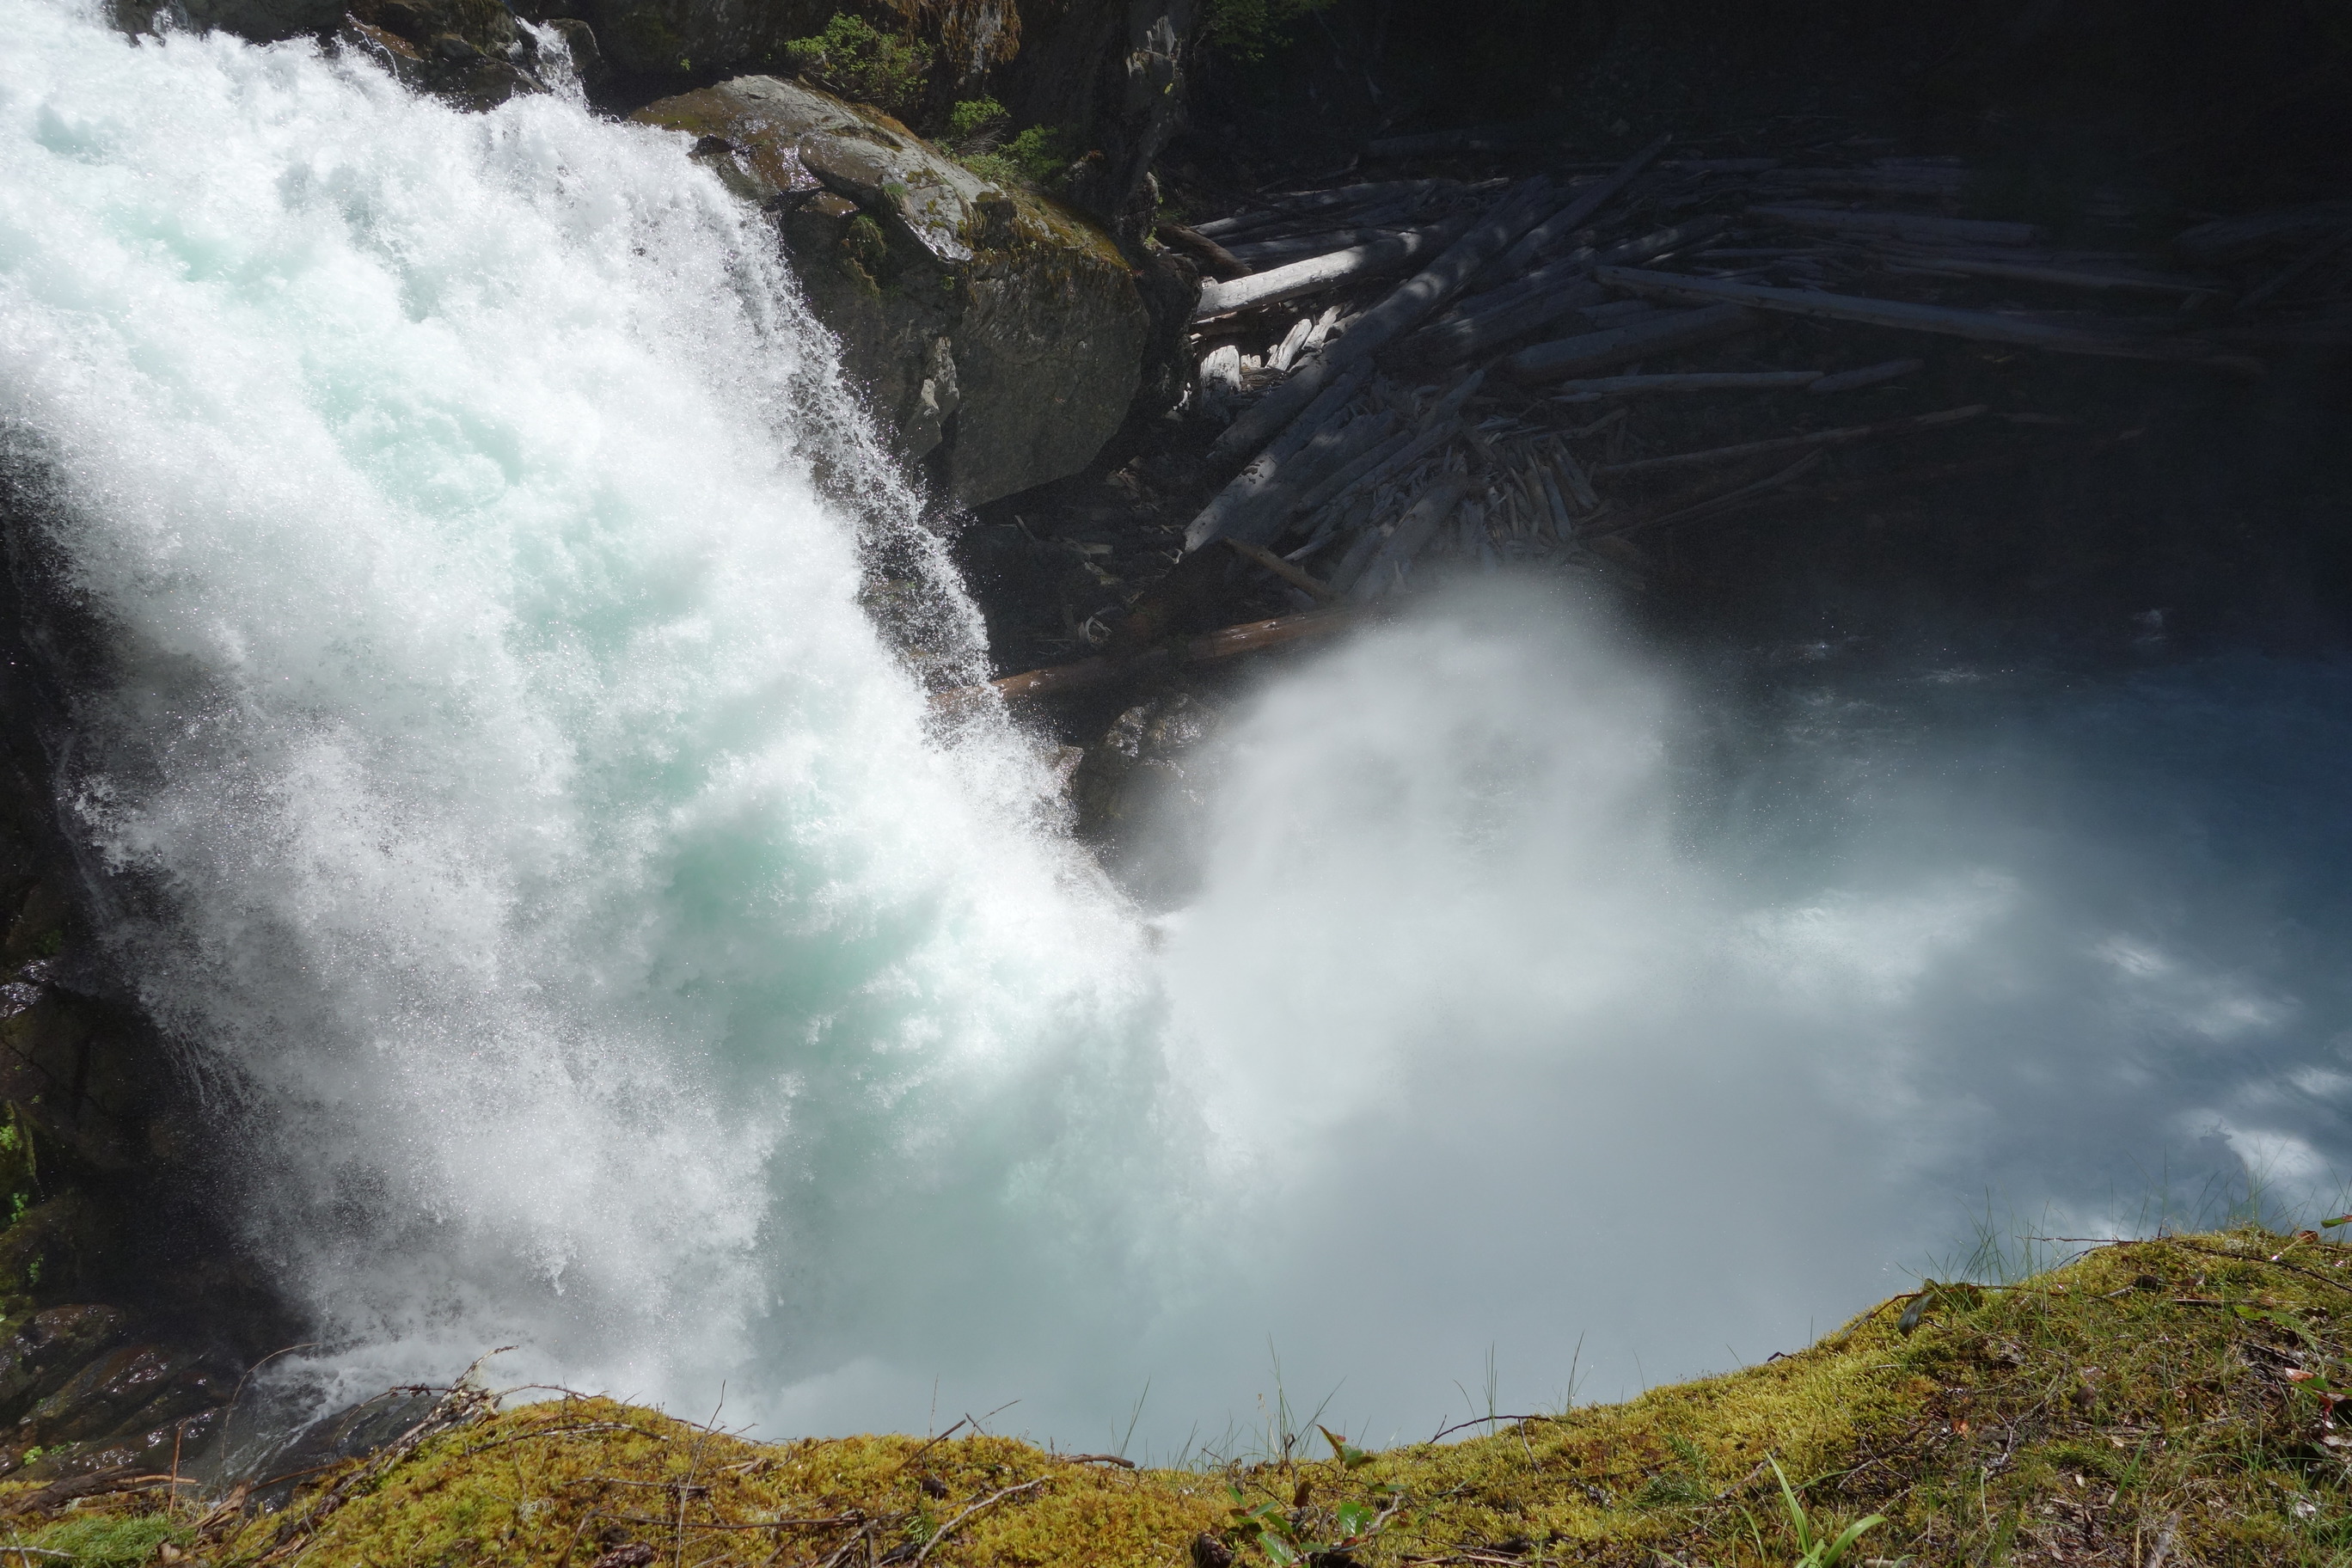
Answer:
6;0;2350;1456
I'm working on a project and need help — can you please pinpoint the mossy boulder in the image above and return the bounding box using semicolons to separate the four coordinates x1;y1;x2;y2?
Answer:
634;75;1150;505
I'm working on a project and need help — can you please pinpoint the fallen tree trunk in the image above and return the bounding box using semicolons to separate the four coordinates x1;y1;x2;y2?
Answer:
1153;223;1247;279
1748;205;2043;247
1347;476;1472;599
1502;303;1756;383
967;608;1363;704
1591;267;2266;372
1194;222;1464;319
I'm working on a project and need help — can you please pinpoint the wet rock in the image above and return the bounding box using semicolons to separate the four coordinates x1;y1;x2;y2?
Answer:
15;1340;238;1450
634;77;1148;505
14;1400;226;1485
0;1305;130;1421
337;0;555;111
1072;690;1219;848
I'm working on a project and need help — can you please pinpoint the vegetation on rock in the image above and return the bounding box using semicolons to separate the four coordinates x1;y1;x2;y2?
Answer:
15;1231;2352;1565
782;13;934;119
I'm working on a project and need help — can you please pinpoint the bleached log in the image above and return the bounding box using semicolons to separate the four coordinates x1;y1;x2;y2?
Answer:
1194;222;1466;320
1592;267;2265;373
1749;205;2043;248
1227;226;1424;268
1342;477;1472;597
1184;362;1373;551
1592;404;1987;476
1203;178;1562;470
1401;215;1730;368
1485;132;1673;280
1503;304;1756;384
1290;417;1455;517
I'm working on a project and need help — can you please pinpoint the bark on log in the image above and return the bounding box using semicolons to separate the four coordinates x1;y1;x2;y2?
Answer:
1592;404;1988;475
1592;267;2266;373
1749;205;2043;247
1503;304;1756;383
971;609;1359;704
1194;222;1466;319
1202;179;1561;471
1154;223;1248;279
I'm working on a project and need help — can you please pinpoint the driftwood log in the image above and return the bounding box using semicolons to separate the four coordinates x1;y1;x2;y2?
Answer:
1592;267;2265;372
973;609;1359;703
1193;221;1465;319
1502;303;1756;383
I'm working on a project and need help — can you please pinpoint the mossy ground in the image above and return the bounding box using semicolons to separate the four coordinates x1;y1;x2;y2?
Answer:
15;1230;2352;1565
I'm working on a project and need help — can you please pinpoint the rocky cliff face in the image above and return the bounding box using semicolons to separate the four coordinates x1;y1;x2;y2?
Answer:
635;75;1152;505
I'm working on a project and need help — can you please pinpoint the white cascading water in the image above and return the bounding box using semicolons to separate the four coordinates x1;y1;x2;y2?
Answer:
6;0;2352;1455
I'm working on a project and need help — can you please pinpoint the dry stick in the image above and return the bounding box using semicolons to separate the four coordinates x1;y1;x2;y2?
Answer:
1592;266;2265;372
1594;404;1988;475
1547;370;1827;396
909;1479;1047;1568
1226;538;1339;603
1205;176;1561;469
1600;450;1828;539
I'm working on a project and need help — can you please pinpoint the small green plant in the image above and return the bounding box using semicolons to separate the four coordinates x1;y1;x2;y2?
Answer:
781;14;932;119
946;96;1008;145
1747;1456;1892;1568
28;1513;187;1568
958;124;1072;193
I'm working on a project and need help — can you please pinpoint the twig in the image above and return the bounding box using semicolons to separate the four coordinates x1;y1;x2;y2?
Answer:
895;1418;969;1474
1060;1454;1138;1469
459;1422;657;1456
1593;406;1986;476
910;1479;1047;1567
1424;1414;1559;1445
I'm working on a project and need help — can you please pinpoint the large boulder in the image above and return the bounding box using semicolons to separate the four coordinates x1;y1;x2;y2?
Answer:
635;75;1150;506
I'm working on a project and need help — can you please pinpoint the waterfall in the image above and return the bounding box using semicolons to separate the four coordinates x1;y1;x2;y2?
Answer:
6;0;2350;1454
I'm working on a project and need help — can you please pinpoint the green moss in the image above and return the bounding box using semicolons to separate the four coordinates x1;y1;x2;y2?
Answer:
28;1232;2352;1565
781;14;932;119
24;1514;186;1566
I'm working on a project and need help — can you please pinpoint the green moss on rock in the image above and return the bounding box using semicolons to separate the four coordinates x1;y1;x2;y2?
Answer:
21;1232;2352;1565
